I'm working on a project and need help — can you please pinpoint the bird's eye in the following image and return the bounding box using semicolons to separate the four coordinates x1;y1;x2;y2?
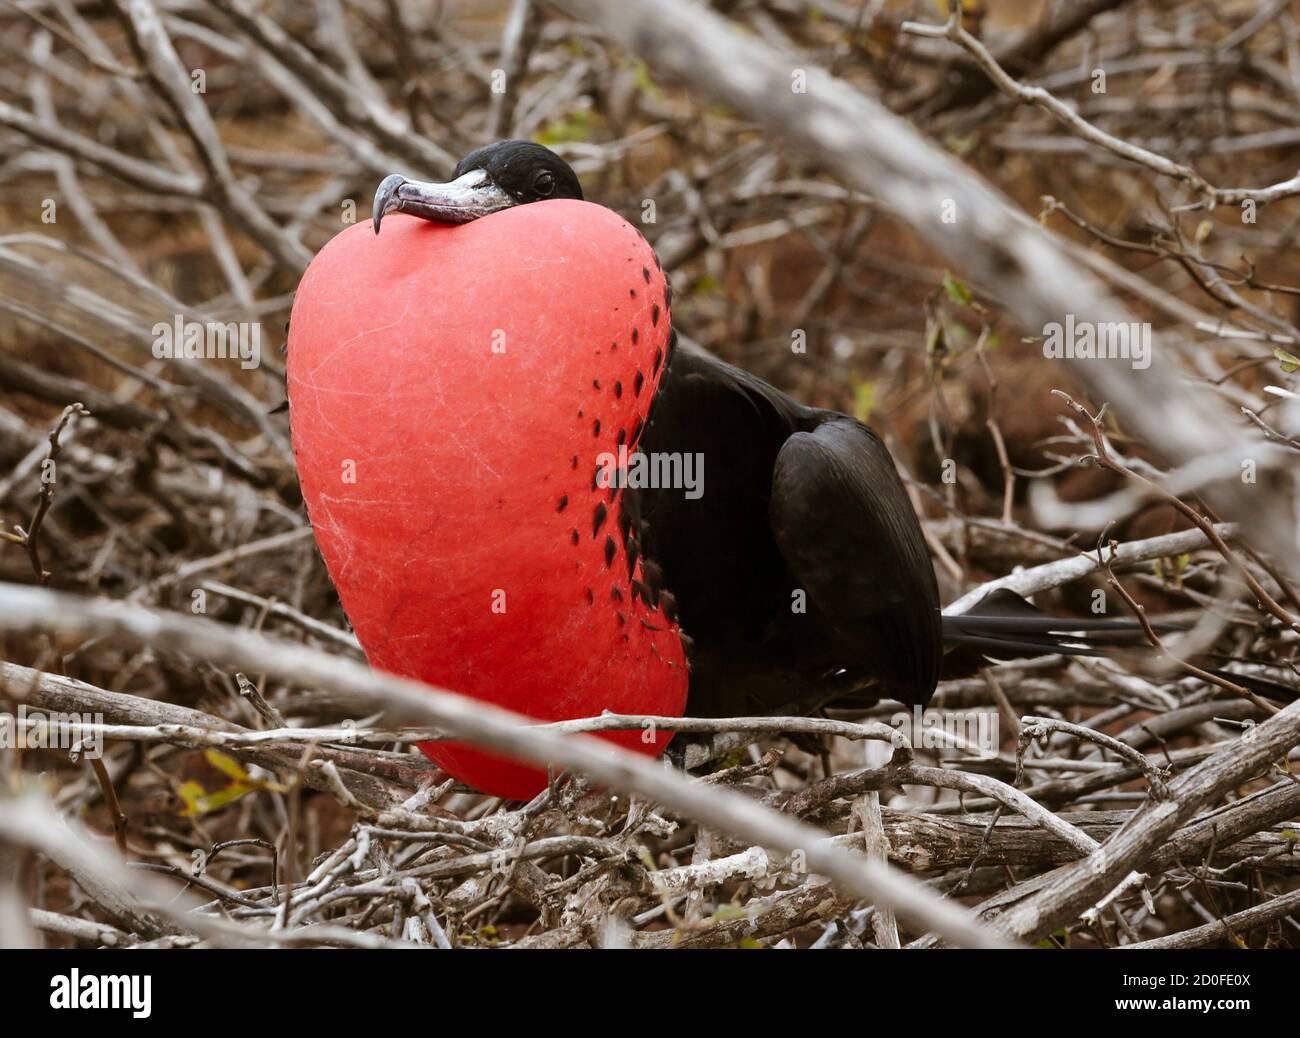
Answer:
533;170;555;196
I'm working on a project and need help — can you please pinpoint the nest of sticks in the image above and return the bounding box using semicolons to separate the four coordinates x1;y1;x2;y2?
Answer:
0;0;1298;949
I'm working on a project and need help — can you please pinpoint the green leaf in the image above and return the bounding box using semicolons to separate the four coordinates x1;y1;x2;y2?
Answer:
944;134;977;157
204;749;250;782
534;109;594;147
942;273;973;307
178;749;287;816
853;382;875;423
1275;348;1300;373
178;778;253;817
629;59;661;100
1033;926;1070;949
690;274;719;296
1155;554;1190;582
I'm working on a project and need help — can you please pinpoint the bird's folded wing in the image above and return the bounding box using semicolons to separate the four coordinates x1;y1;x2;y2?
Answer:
768;417;942;707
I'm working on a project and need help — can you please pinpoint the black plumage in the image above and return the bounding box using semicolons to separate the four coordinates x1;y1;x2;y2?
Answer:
633;342;942;716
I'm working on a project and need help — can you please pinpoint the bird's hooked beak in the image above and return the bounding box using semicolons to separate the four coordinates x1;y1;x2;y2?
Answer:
372;168;516;234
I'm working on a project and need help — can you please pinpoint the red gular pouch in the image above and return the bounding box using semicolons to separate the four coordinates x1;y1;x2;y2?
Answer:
287;199;688;799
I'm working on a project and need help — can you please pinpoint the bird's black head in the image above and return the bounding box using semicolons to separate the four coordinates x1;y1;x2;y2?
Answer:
373;140;583;233
455;140;584;205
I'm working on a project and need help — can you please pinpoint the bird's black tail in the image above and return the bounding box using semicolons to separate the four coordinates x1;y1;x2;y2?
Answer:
941;588;1297;704
942;588;1168;659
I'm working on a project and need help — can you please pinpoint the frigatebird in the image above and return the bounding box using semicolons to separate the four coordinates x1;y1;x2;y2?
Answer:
288;140;1289;796
372;140;1159;697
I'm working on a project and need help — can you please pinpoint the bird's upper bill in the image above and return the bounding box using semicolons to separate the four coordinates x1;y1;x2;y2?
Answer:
372;169;514;233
